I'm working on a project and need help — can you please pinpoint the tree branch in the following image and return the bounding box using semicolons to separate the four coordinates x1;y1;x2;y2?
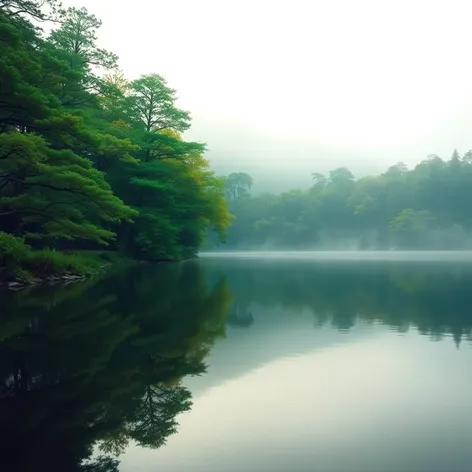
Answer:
4;176;107;210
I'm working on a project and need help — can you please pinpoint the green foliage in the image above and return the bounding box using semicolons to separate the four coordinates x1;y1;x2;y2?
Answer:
0;132;137;244
11;265;31;282
127;74;191;132
0;1;231;275
0;231;106;281
0;231;29;268
107;131;231;260
222;152;472;250
0;0;62;21
23;249;100;276
49;7;118;73
224;172;253;200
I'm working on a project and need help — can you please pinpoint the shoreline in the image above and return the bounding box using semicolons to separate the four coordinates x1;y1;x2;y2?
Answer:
1;255;196;291
1;264;111;291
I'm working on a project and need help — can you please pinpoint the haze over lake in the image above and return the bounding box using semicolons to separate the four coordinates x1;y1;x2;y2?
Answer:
200;250;472;262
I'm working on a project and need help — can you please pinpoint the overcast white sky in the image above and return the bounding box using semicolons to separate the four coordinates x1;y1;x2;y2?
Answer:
67;0;472;188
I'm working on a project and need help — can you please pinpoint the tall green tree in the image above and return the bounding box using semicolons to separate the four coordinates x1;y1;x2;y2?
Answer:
0;7;136;246
0;0;62;21
49;6;118;86
224;172;253;200
1;1;230;270
128;74;190;133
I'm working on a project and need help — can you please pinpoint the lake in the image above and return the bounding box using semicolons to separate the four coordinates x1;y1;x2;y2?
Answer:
1;251;472;472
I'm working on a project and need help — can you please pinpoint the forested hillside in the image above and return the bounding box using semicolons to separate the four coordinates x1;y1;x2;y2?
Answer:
221;151;472;250
0;0;231;281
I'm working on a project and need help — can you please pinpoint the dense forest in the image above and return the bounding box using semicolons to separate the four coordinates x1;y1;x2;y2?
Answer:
219;150;472;250
0;0;231;282
3;1;472;285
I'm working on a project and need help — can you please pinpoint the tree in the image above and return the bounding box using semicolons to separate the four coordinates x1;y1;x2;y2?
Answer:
224;172;253;200
450;148;460;163
384;162;408;177
1;4;228;267
0;9;136;245
49;7;118;73
95;72;232;260
111;141;232;260
0;132;137;243
217;152;472;251
128;74;190;133
463;150;472;164
388;209;435;248
99;71;130;122
328;167;355;186
311;172;327;188
0;0;62;21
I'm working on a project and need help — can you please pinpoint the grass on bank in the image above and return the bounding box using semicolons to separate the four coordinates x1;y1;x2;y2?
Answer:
0;232;129;283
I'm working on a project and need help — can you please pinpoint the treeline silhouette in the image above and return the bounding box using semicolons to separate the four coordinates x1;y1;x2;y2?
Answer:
222;152;472;250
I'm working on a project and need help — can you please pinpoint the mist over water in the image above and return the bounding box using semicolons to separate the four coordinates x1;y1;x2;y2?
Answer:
200;250;472;262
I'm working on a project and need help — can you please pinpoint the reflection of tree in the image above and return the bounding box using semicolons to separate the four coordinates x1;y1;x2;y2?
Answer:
81;456;119;472
206;260;472;344
0;262;232;472
227;301;254;328
128;383;191;448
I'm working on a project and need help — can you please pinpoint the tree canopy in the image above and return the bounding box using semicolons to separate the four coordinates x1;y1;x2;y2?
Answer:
220;151;472;250
0;0;231;280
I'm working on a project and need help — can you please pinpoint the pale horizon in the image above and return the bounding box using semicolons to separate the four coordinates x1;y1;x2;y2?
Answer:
64;0;472;187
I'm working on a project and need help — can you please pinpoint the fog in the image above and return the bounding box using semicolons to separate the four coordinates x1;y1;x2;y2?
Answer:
185;114;472;193
200;250;472;262
206;232;472;254
63;0;472;192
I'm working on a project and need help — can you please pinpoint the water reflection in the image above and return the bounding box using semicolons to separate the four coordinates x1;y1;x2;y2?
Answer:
204;258;472;345
1;257;472;471
0;262;232;472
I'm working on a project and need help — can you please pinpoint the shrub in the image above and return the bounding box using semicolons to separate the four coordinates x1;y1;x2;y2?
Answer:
23;249;99;276
0;232;113;282
12;267;32;283
0;232;30;268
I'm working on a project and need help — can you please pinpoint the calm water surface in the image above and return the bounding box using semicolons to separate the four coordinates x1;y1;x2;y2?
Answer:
1;252;472;472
